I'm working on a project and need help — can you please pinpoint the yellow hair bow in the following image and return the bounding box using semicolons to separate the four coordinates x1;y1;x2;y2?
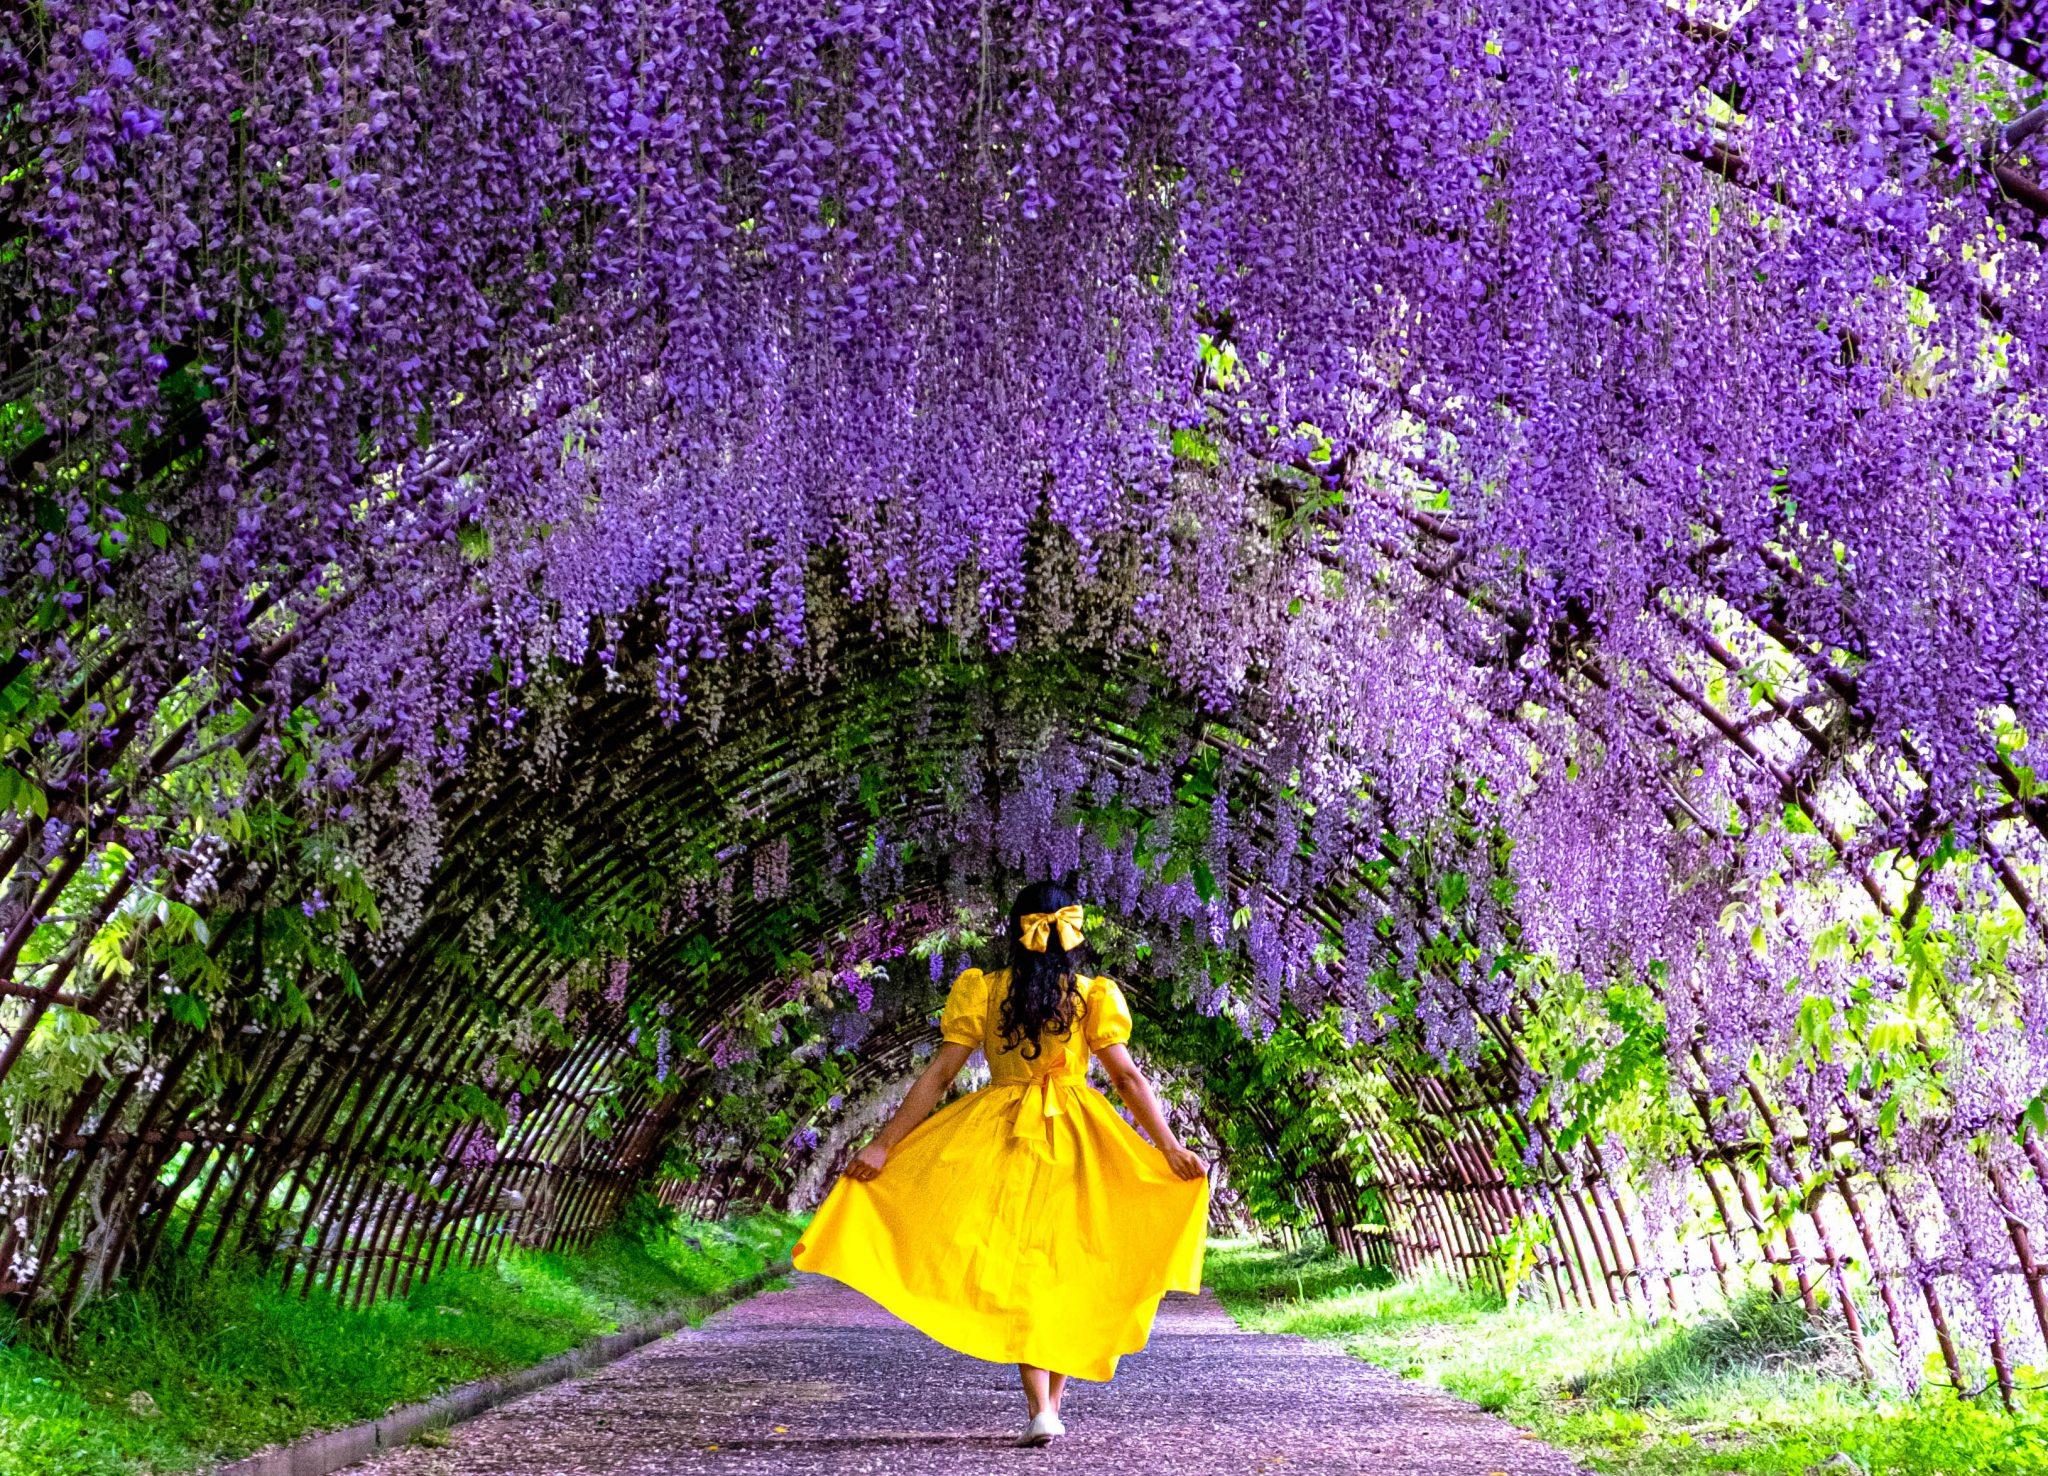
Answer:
1019;905;1086;953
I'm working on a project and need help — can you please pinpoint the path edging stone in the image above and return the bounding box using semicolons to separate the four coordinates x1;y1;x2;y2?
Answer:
205;1260;792;1476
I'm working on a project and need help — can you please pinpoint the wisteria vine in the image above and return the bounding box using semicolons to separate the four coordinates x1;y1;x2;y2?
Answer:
3;0;2048;1397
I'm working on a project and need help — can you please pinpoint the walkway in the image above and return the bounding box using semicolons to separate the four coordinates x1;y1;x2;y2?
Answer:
353;1272;1586;1475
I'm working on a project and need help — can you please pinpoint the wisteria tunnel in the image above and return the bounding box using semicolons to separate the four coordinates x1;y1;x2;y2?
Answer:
6;0;2048;1464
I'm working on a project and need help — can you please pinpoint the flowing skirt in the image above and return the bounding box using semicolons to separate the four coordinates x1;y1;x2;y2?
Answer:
792;1077;1209;1381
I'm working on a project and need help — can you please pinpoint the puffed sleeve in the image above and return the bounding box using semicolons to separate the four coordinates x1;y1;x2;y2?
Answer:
1082;975;1134;1052
939;968;989;1047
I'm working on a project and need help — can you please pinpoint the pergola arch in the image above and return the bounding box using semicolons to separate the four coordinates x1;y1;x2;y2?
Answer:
2;0;2047;1416
1;535;2042;1386
0;609;1495;1297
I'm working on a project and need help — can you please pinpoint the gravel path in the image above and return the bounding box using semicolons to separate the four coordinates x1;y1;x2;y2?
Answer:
352;1271;1587;1475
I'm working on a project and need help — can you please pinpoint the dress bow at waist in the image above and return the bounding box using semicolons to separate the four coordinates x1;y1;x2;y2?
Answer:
1009;1063;1079;1157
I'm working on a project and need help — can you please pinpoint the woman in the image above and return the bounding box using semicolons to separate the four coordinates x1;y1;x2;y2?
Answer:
792;881;1211;1447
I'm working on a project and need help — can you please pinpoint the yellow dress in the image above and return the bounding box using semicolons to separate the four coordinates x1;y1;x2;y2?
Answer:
792;968;1209;1381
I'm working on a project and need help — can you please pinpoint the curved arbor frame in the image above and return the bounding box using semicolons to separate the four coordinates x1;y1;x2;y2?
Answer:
2;0;2048;1411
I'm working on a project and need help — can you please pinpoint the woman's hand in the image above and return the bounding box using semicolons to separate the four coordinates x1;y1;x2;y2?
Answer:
845;1141;889;1182
837;1043;972;1186
1099;1045;1210;1182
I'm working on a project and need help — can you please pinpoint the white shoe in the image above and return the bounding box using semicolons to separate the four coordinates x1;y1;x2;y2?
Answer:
1016;1409;1066;1447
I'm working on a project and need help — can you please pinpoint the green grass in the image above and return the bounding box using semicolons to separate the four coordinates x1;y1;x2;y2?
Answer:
1204;1237;2048;1476
0;1203;801;1476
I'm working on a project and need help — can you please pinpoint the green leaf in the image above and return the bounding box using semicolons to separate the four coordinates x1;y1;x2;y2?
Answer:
2023;1092;2048;1139
1796;995;1836;1057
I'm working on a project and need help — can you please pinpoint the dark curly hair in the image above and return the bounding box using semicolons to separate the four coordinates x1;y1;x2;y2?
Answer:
995;880;1089;1061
